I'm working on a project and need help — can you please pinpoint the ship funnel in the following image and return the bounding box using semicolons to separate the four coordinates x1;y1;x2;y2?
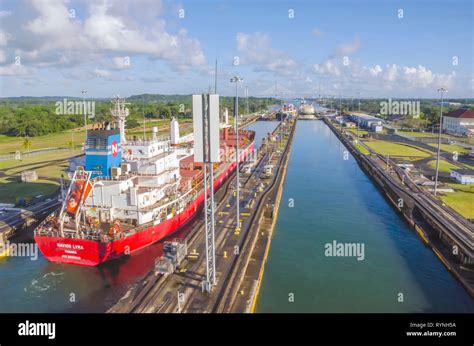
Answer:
223;108;229;125
152;126;158;140
170;117;180;145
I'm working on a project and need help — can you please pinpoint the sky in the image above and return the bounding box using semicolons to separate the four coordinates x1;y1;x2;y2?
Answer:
0;0;472;98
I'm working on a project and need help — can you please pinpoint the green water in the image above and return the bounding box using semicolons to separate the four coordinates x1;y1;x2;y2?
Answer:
256;120;474;313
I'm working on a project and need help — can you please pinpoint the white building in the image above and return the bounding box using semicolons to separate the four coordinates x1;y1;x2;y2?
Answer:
442;109;474;136
349;112;383;130
450;169;474;185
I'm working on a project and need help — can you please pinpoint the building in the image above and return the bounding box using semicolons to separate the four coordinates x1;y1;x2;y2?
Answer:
450;169;474;185
371;124;383;133
442;109;474;136
21;170;38;182
349;112;383;131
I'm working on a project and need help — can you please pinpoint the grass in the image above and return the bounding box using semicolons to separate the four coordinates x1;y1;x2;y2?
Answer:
437;182;474;219
346;128;368;136
440;192;474;220
397;130;438;138
427;143;471;155
0;150;81;203
0;129;85;155
0;119;194;155
354;143;370;155
447;183;474;193
363;140;431;159
426;159;460;173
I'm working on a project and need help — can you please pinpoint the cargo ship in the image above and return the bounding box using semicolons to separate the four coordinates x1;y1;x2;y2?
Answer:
34;98;255;266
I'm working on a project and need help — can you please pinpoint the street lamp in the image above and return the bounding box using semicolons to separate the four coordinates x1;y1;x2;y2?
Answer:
81;89;87;138
230;76;243;232
434;87;447;196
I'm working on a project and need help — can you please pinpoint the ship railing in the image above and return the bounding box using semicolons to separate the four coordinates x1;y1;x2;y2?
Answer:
126;136;170;146
90;167;178;184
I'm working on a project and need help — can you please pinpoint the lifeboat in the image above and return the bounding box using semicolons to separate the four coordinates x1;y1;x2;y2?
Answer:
66;180;92;214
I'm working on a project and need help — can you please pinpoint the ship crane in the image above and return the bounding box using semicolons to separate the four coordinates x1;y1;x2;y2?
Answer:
110;96;130;144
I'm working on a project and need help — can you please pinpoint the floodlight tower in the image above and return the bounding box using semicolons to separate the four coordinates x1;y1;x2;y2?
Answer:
81;90;87;137
193;94;220;291
434;87;447;196
230;76;243;233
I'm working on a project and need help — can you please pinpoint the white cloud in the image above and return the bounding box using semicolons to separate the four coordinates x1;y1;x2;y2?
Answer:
6;0;205;70
336;35;360;56
383;64;399;82
0;63;29;76
312;28;323;38
0;31;12;46
0;11;12;18
368;64;382;77
236;32;298;74
401;65;454;89
313;58;341;76
94;68;112;78
112;56;131;69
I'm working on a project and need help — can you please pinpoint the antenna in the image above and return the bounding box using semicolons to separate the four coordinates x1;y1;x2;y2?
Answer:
110;96;130;143
214;58;218;94
142;95;146;139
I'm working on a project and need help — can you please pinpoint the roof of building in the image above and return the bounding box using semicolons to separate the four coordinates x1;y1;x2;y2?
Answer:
387;114;405;122
451;169;474;176
444;108;474;119
349;112;382;121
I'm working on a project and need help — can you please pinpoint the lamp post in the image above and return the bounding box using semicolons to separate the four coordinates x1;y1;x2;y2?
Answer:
230;76;243;232
81;90;87;139
434;87;447;196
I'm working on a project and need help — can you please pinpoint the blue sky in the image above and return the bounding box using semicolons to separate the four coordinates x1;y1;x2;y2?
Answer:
0;0;472;98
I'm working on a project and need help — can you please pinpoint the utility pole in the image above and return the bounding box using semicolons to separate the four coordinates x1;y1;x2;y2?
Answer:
434;87;447;196
318;82;321;105
214;58;218;94
357;92;361;112
230;76;243;233
142;95;146;139
339;94;342;131
245;86;249;116
81;90;87;139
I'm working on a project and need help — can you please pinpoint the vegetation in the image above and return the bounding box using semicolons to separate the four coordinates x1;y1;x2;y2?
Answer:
346;128;368;136
0;130;85;155
396;130;438;138
363;140;430;158
426;159;460;173
440;190;474;220
427;143;471;155
0;150;81;203
0;94;275;145
354;143;370;155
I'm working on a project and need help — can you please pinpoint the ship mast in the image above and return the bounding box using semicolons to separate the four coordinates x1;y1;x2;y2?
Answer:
110;96;130;143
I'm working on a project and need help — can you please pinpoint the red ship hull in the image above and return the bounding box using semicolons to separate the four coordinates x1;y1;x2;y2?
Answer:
34;143;254;266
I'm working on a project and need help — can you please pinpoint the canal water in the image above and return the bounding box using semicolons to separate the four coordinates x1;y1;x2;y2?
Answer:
0;120;279;313
256;120;474;312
